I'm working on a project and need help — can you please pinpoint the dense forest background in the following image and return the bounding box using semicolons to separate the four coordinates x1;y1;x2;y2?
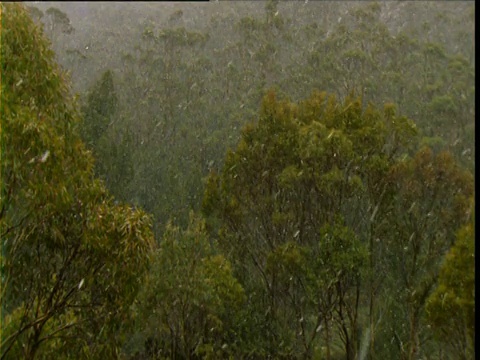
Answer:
1;1;475;359
25;0;475;232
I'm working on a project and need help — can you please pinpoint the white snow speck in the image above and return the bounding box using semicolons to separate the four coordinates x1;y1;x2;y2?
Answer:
39;150;50;163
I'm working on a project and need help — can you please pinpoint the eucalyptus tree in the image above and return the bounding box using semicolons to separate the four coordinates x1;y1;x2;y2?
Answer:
130;213;245;359
203;90;404;358
1;4;154;358
203;89;473;359
380;148;473;360
425;207;475;360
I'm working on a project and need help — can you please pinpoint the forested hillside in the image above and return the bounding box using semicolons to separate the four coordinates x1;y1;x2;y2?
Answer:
1;2;475;359
24;0;475;232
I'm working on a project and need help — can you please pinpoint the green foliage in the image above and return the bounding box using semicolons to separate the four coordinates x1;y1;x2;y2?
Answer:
79;69;134;201
202;90;418;358
131;213;245;359
377;147;474;359
425;204;475;359
81;70;118;147
39;1;474;240
202;89;474;359
44;7;74;36
26;6;44;22
18;2;475;358
1;4;154;358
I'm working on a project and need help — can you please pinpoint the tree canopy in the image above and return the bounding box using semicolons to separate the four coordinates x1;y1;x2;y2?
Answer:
202;90;473;359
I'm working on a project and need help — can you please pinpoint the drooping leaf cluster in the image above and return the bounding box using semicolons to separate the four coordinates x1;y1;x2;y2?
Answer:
1;4;154;358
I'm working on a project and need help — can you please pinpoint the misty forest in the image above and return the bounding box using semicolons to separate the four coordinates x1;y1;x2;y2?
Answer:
0;1;475;359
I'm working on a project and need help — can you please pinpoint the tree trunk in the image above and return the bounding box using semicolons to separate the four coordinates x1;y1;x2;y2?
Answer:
325;316;331;360
25;327;42;360
407;308;419;360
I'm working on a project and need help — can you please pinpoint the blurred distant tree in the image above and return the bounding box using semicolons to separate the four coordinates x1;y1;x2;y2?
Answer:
81;70;117;148
80;70;137;204
44;7;74;41
25;5;44;23
116;22;216;231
